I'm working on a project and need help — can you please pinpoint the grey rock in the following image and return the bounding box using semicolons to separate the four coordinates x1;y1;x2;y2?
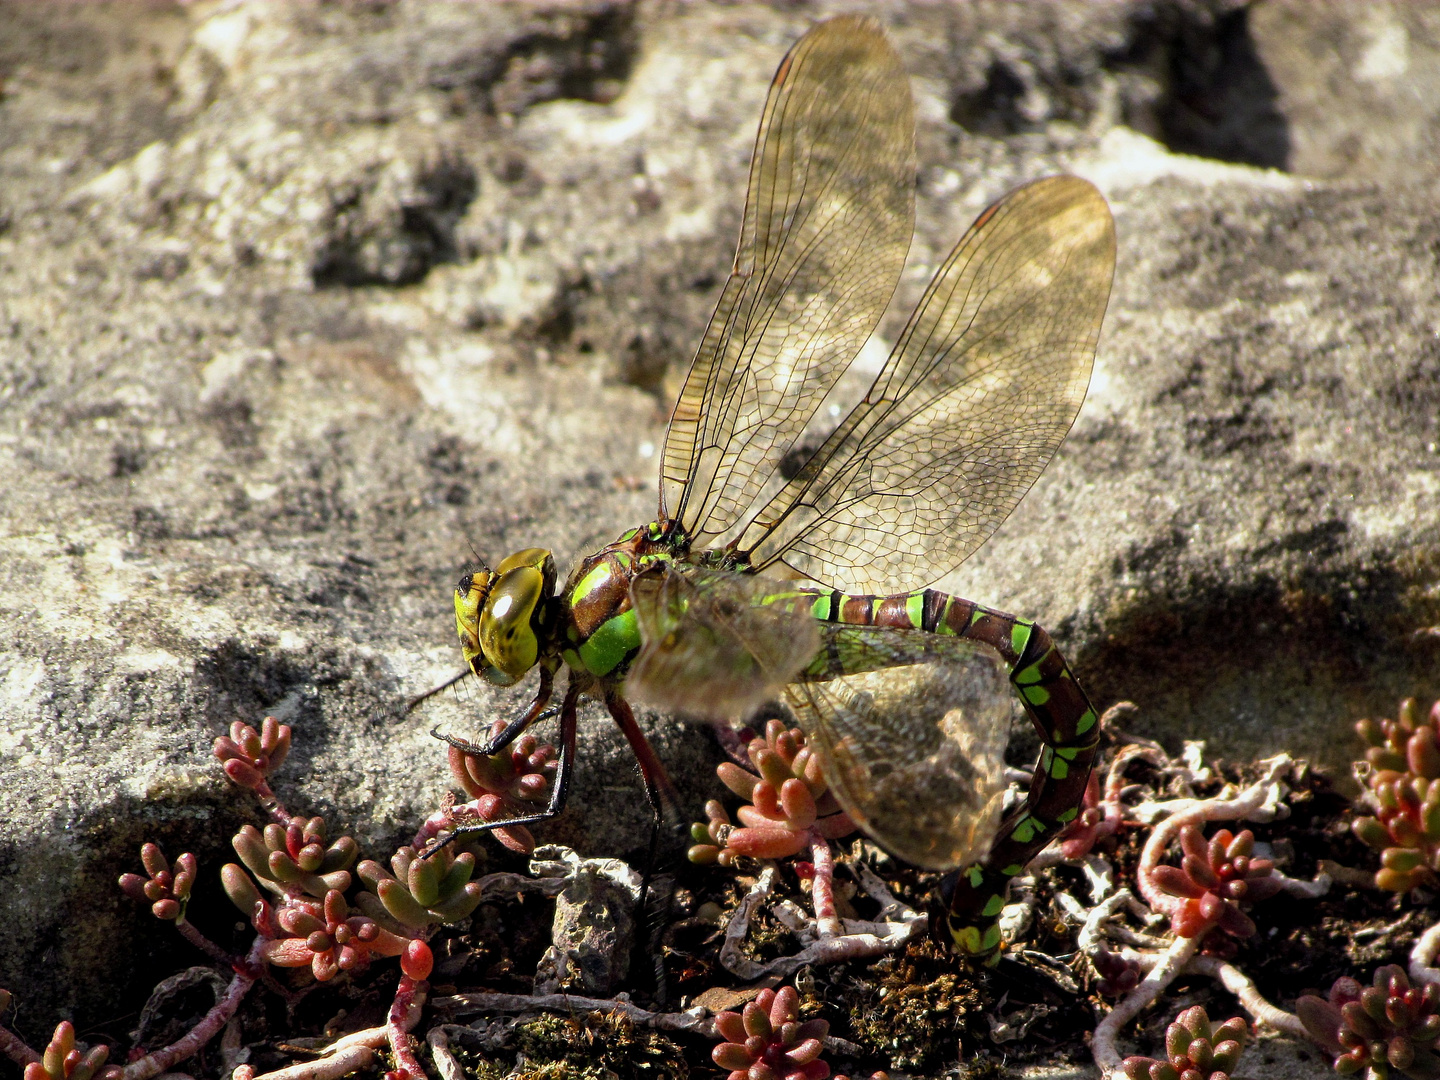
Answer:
529;845;641;997
0;0;1435;1043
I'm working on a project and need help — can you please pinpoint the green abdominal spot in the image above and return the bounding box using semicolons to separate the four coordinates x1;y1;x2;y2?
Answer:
578;609;641;676
1010;619;1032;657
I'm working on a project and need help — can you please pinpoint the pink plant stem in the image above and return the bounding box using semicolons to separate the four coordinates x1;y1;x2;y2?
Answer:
1136;756;1292;921
175;919;237;965
809;835;841;939
720;868;779;978
251;782;293;827
426;991;718;1035
1272;868;1331;899
0;1022;41;1068
1318;860;1381;888
424;1029;465;1080
1092;932;1200;1075
1076;889;1137;957
124;940;264;1080
387;976;428;1080
240;1029;394;1080
1411;922;1440;987
773;928;919;971
315;1029;389;1055
237;1047;375;1080
1184;954;1306;1037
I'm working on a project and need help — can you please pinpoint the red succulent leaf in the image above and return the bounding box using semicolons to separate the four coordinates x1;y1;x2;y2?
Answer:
1151;865;1207;899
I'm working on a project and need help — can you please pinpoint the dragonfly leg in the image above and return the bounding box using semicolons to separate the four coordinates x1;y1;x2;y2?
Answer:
405;667;469;711
605;690;679;992
711;719;753;768
940;615;1100;959
430;667;556;756
603;691;680;820
440;677;581;847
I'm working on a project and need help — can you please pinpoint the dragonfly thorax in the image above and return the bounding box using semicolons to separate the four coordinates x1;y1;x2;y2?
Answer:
454;547;557;687
556;524;687;680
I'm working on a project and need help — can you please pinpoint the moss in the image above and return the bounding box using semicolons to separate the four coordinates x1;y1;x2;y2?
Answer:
848;940;987;1072
509;1012;688;1080
960;1057;1010;1080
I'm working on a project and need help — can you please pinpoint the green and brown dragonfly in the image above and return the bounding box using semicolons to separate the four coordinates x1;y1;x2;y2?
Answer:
437;15;1115;957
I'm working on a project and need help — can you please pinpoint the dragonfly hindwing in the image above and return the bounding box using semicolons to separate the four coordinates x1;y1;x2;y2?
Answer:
787;627;1012;871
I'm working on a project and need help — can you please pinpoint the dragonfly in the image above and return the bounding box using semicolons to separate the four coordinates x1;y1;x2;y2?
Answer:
435;14;1115;958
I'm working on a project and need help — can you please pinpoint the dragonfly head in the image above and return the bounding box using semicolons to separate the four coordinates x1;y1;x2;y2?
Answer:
454;547;556;687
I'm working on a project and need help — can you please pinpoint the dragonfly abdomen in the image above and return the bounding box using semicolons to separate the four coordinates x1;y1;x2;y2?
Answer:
818;586;1101;957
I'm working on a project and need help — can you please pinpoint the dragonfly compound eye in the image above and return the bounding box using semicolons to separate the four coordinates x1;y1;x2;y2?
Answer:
479;564;546;683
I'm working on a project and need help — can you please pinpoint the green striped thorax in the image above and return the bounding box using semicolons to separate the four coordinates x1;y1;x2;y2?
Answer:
454;547;557;687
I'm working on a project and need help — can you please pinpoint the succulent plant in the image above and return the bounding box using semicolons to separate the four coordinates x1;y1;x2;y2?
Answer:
1352;698;1440;892
1149;826;1281;938
118;844;196;921
400;939;434;982
223;818;357;906
689;719;856;865
1121;1005;1248;1080
355;844;484;932
1091;944;1141;997
419;720;558;854
712;985;831;1080
1058;770;1110;859
1298;965;1440;1079
18;1020;116;1080
213;717;291;795
255;889;410;982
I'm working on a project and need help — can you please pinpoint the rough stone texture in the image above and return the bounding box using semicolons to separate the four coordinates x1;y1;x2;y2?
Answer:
530;846;641;998
0;0;1437;1053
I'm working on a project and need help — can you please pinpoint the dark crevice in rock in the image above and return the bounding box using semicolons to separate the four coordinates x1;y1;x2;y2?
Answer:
311;153;479;289
616;326;674;395
1255;519;1350;561
427;0;638;117
947;39;1101;136
194;638;326;731
1111;1;1291;170
943;1;1289;169
1183;400;1293;456
951;58;1045;136
529;271;594;346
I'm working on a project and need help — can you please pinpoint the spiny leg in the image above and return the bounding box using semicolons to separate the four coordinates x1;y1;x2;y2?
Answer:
604;691;678;994
603;691;680;820
431;667;556;757
429;678;580;853
406;668;470;711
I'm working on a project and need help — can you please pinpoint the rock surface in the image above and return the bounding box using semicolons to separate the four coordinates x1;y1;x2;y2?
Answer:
0;0;1437;1046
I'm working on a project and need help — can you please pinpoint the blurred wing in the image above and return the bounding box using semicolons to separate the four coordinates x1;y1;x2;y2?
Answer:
661;16;916;547
626;566;820;721
786;627;1011;870
736;176;1115;592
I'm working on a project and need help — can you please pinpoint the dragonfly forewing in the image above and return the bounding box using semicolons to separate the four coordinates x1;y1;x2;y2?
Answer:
742;175;1116;592
662;15;917;548
626;567;820;722
788;627;1011;871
